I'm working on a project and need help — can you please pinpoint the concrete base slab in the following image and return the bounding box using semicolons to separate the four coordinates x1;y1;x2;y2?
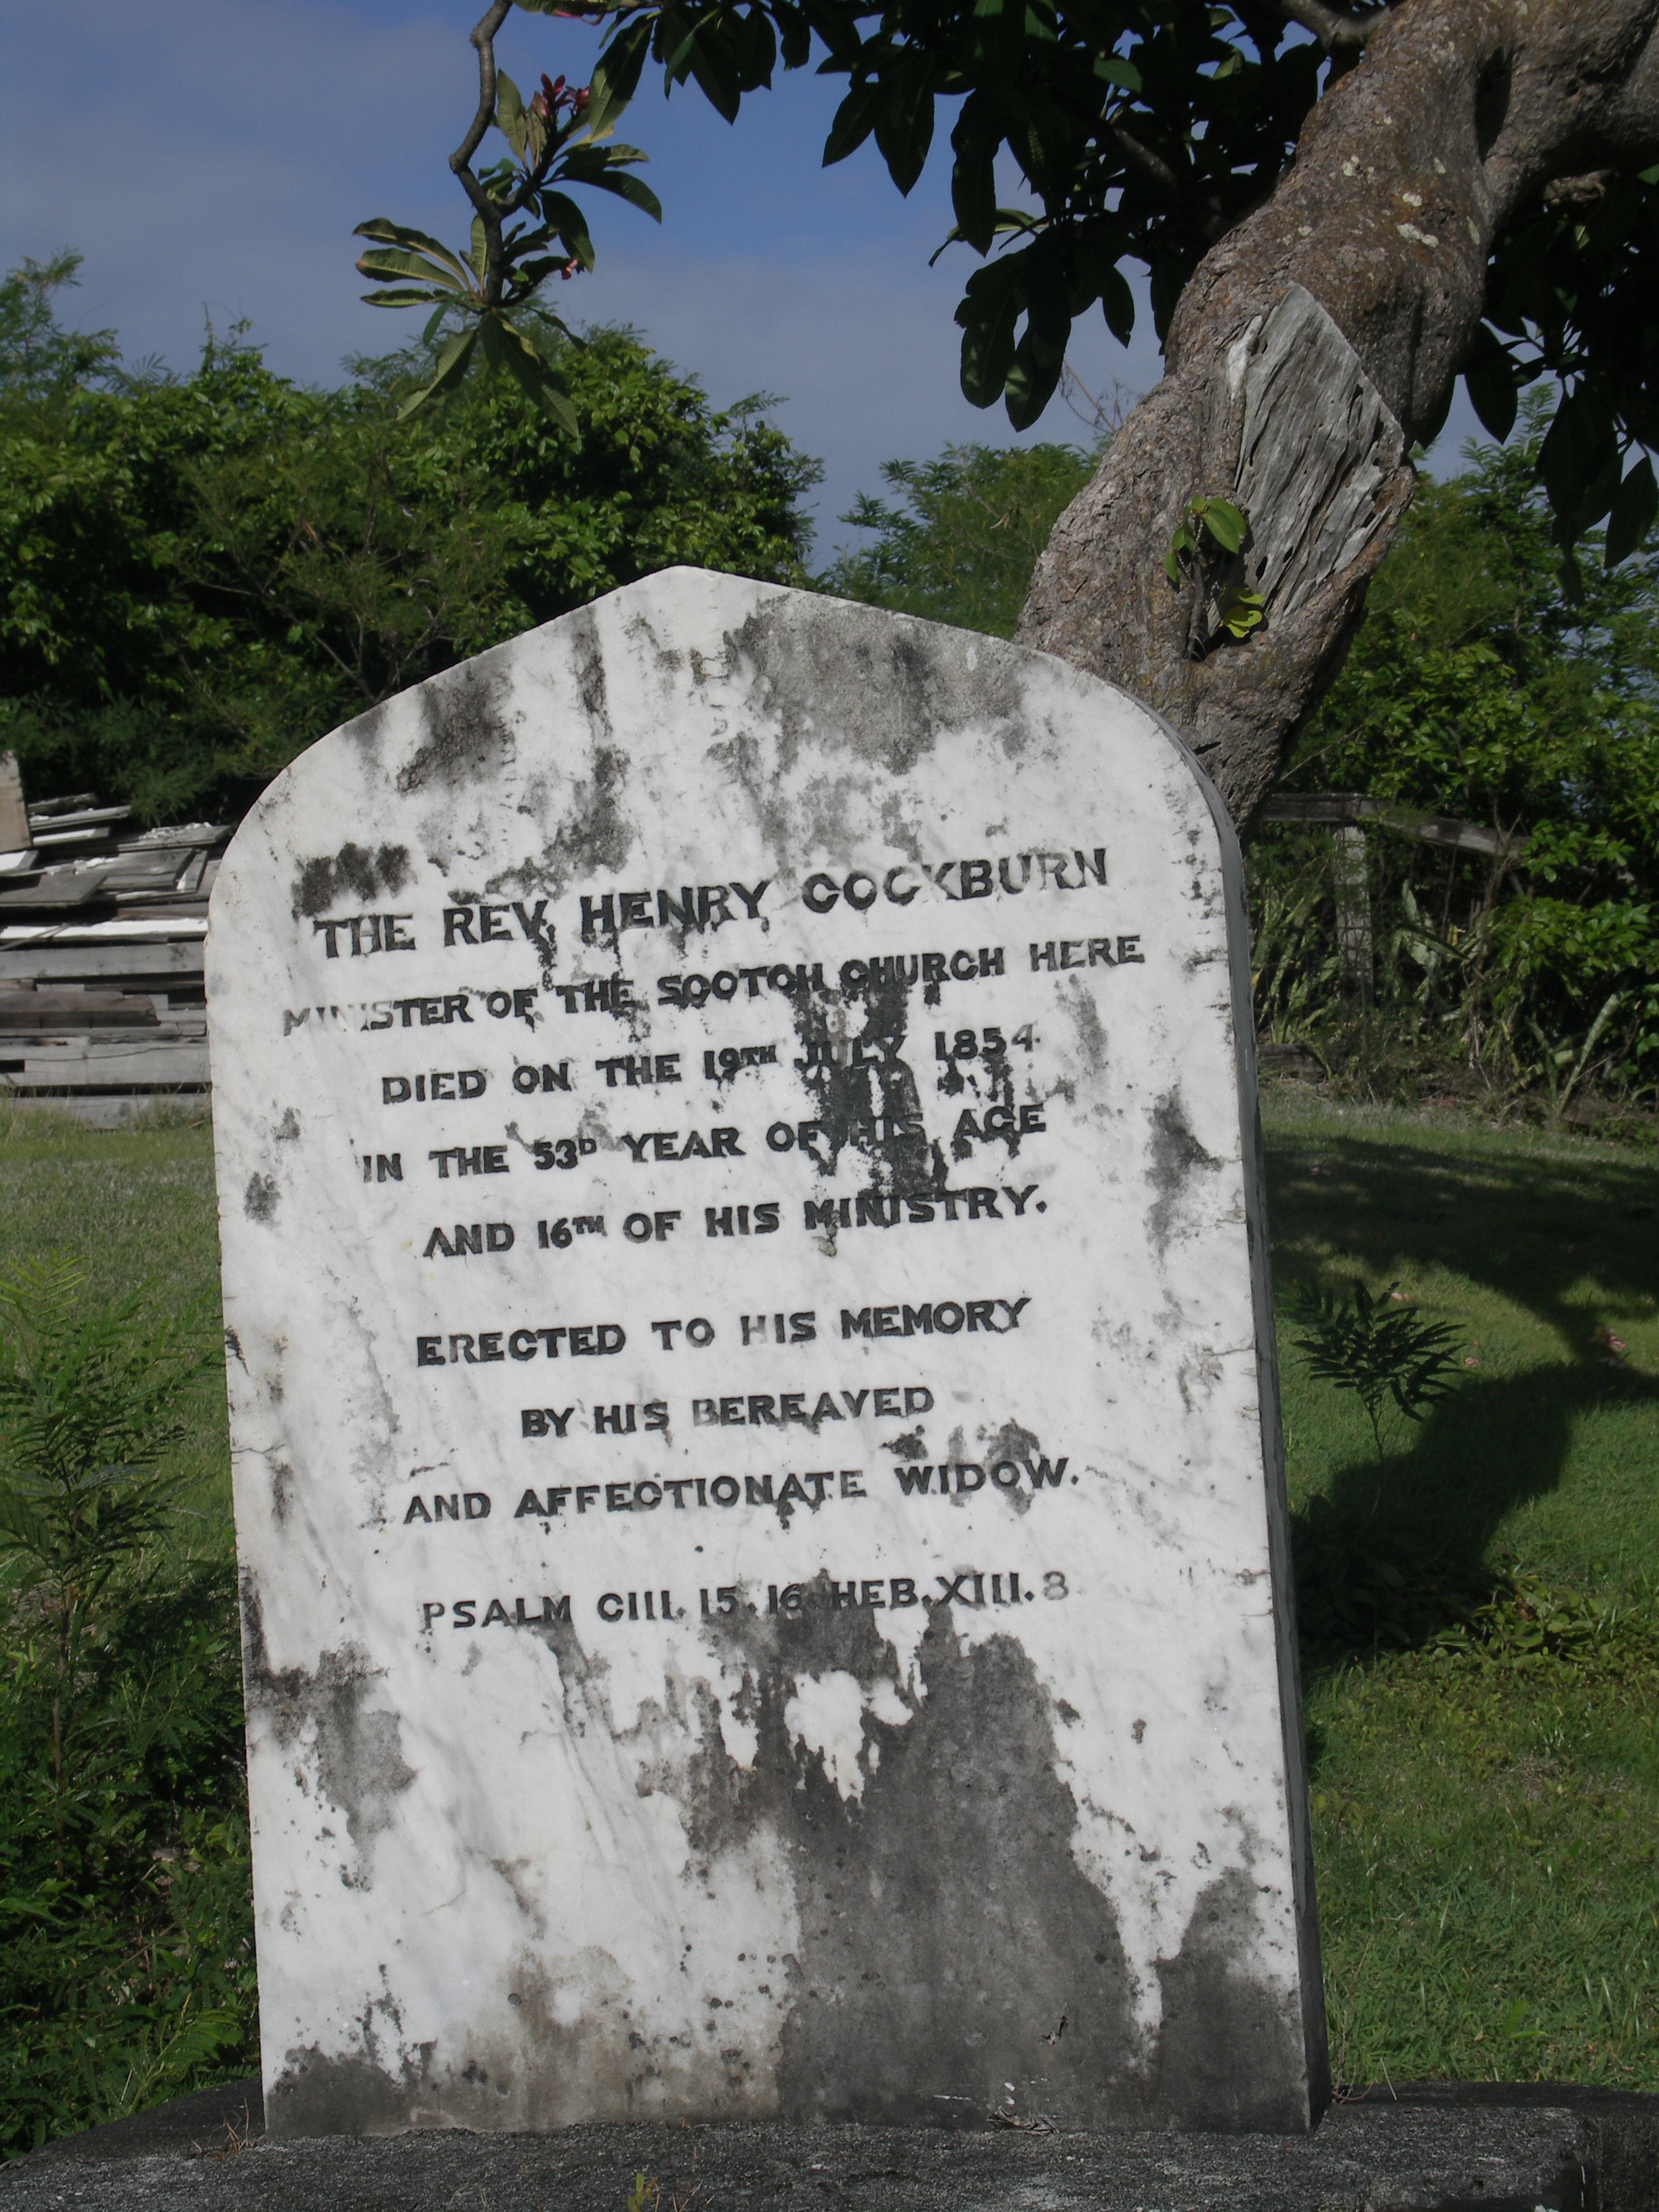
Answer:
5;2083;1658;2212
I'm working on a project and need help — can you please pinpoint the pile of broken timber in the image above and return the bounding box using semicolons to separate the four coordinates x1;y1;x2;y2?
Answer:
0;777;228;1122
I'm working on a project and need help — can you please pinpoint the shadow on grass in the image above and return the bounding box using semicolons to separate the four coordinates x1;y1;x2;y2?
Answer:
1267;1118;1659;1671
1289;1356;1659;1672
1265;1122;1659;1357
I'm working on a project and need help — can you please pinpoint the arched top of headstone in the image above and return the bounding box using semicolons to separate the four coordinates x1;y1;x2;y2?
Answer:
212;567;1238;963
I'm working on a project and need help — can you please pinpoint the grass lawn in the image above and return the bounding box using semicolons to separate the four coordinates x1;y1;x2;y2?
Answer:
1265;1091;1659;2092
1;1093;1655;2100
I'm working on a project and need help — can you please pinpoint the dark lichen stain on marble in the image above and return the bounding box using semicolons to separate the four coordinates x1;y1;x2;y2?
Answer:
291;842;411;920
572;607;613;735
243;1172;279;1223
1060;974;1107;1077
1152;1864;1315;2129
729;600;1025;783
269;1459;294;1525
250;1592;1319;2138
981;1420;1044;1513
397;662;513;796
661;1591;1134;2127
546;741;632;880
788;968;929;1189
241;1580;416;1859
341;695;390;754
1147;1089;1221;1255
651;1587;1317;2131
266;2040;432;2139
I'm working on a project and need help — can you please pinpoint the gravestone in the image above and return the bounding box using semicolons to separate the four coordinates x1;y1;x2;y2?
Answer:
207;568;1326;2141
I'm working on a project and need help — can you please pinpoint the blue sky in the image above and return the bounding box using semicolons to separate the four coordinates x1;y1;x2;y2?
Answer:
0;0;1479;556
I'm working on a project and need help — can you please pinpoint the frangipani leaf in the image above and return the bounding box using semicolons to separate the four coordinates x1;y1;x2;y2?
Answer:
584;169;663;219
395;324;478;419
583;16;652;138
558;142;652;178
537;191;596;266
355;247;472;294
824;81;880;165
353;219;474;288
361;286;454;308
1604;453;1658;566
496;69;529;158
482;313;581;437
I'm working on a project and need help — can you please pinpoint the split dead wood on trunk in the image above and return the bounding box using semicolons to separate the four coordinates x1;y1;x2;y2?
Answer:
1019;0;1659;827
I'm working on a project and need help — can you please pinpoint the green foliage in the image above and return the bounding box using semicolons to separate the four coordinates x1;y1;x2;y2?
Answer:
818;440;1095;637
0;1264;248;2158
1254;405;1659;1107
407;5;1659;565
493;0;1330;433
356;35;664;421
1294;1279;1464;1479
0;1264;209;1576
1464;165;1659;577
1164;493;1264;640
0;1261;217;1819
1164;491;1246;574
1429;1570;1659;1675
0;264;820;823
0;252;119;401
1270;1097;1659;2088
0;1571;254;2157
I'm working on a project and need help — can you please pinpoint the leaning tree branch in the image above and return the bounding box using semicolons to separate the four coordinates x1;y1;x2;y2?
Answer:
1110;123;1181;192
1019;0;1659;828
447;0;585;301
451;0;515;303
453;0;513;176
1272;0;1379;52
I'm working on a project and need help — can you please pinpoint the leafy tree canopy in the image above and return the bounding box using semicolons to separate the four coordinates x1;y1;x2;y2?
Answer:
819;440;1098;636
364;0;1659;579
0;266;821;823
0;251;120;402
1263;397;1659;1093
1293;400;1659;849
827;415;1659;1096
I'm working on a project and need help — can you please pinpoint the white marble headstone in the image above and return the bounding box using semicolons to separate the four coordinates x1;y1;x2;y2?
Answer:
208;569;1326;2137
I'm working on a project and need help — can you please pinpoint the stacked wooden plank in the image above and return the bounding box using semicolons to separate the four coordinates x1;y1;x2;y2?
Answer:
0;777;227;1122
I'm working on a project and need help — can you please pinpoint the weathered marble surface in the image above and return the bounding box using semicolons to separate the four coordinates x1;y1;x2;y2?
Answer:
206;569;1324;2139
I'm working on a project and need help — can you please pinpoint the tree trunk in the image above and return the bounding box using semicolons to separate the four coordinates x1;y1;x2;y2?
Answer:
1017;0;1659;826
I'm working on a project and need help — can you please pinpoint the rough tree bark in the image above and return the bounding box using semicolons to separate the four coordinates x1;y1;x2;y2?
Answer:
1017;0;1659;826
